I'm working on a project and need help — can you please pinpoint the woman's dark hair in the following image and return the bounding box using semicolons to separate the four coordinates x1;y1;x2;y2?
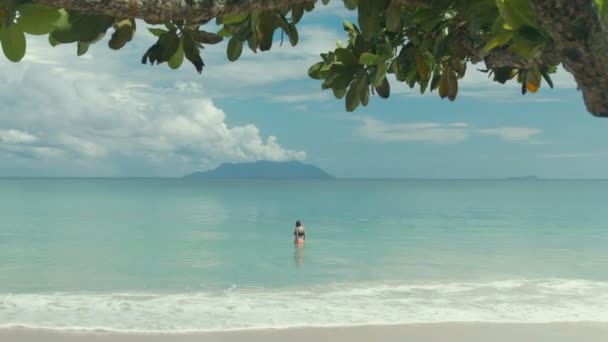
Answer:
296;220;302;227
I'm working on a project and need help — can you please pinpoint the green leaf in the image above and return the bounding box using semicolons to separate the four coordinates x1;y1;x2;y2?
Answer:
447;70;458;101
335;47;358;66
71;14;114;42
430;72;441;91
248;34;258;53
330;69;355;89
303;2;315;11
255;12;278;51
217;27;230;37
356;72;369;99
483;31;513;52
17;3;61;35
288;23;299;46
438;70;448;98
157;30;180;62
183;32;204;73
360;81;370;106
509;25;545;58
0;23;26;62
48;34;60;46
358;0;382;39
433;33;452;59
373;62;388;87
77;41;89;56
141;30;180;66
343;20;359;35
345;82;360;111
168;38;184;69
540;68;554;88
333;88;347;99
495;0;538;30
359;52;384;65
109;19;135;50
343;0;358;11
308;62;325;79
51;13;113;44
164;21;177;31
375;77;390;99
222;13;249;25
415;53;429;79
148;28;168;37
492;67;516;84
227;36;243;62
191;30;223;45
292;6;304;24
385;6;401;32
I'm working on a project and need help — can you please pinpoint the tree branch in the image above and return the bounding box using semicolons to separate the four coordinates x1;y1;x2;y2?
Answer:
531;0;608;117
33;0;316;23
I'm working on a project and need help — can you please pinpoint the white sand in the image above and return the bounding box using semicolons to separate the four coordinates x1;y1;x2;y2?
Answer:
2;323;608;342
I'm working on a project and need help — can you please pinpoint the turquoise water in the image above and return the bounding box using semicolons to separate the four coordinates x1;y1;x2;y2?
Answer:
1;179;608;331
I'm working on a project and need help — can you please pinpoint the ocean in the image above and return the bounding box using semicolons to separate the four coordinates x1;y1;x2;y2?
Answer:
1;178;608;332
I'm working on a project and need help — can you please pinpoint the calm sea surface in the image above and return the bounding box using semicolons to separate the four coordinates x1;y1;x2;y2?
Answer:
1;179;607;331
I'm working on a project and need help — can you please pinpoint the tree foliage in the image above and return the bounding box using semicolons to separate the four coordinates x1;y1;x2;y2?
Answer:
0;0;607;114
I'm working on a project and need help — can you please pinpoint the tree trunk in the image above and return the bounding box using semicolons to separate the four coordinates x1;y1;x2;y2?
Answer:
531;0;608;117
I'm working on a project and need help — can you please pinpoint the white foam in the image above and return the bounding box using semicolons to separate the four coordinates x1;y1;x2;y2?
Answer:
1;279;608;333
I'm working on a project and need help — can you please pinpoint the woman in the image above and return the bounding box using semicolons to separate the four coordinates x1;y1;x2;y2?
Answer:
293;220;305;245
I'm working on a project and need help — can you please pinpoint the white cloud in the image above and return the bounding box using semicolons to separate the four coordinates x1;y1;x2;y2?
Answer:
0;129;37;144
270;92;331;103
477;127;541;142
0;35;306;176
356;118;470;144
355;117;541;144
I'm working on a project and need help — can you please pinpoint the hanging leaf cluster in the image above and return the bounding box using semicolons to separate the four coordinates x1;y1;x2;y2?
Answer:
216;2;315;61
308;0;558;111
142;21;222;73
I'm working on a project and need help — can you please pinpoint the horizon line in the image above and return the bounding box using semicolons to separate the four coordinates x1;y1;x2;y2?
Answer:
1;176;608;181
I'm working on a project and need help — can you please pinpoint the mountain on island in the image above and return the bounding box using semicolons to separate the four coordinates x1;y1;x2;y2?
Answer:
184;161;334;179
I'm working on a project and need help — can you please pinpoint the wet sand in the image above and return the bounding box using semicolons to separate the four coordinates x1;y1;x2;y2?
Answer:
3;323;608;342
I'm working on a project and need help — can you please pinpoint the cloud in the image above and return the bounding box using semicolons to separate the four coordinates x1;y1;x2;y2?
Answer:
355;117;541;144
356;118;471;144
0;36;305;176
477;127;541;141
0;129;37;144
270;92;331;103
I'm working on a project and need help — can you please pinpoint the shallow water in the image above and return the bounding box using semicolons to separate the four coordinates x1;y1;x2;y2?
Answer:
1;179;607;331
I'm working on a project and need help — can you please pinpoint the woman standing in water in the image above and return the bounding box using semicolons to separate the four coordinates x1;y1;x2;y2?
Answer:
294;220;305;245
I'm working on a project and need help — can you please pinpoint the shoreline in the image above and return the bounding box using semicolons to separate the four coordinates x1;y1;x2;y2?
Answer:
3;323;608;342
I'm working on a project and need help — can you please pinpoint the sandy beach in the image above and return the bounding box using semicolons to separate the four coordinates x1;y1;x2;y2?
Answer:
2;323;608;342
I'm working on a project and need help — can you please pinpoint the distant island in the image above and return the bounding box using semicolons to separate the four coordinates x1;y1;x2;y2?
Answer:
184;161;335;179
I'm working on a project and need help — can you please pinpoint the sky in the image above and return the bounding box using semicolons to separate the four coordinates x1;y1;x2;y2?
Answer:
1;3;608;178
